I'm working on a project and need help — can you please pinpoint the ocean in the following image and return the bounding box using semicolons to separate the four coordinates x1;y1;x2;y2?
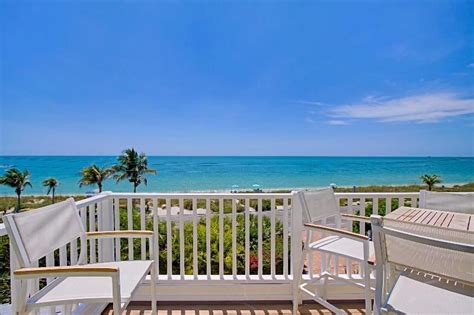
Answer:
0;156;472;195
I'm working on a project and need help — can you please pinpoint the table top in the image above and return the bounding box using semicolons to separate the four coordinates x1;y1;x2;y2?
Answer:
385;206;473;232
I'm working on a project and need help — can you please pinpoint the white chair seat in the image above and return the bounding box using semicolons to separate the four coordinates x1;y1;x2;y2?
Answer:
384;272;474;314
309;235;375;263
28;261;153;306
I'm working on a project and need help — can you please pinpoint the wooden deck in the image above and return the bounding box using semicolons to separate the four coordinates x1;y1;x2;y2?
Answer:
103;302;366;315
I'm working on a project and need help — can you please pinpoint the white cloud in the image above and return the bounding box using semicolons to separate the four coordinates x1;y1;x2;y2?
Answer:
468;63;474;68
305;117;315;124
296;100;326;106
327;120;348;125
330;92;474;123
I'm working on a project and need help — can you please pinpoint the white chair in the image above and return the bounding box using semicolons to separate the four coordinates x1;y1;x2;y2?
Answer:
370;215;474;314
4;198;157;315
292;188;375;314
419;190;473;214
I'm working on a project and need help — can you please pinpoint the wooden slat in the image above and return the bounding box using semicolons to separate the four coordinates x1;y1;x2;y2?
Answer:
469;215;474;232
427;211;443;225
409;209;426;223
386;207;410;220
441;213;455;228
433;212;449;227
420;211;436;225
449;213;470;231
415;210;432;224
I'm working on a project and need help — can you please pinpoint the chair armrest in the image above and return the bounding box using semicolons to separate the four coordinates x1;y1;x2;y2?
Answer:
341;213;371;223
86;230;153;239
13;265;119;279
304;223;369;241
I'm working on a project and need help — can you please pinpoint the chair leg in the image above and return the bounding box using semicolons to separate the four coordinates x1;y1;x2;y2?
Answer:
293;249;306;314
151;262;157;314
364;263;372;314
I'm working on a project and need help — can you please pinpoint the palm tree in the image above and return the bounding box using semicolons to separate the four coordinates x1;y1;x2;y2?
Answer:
42;177;59;203
113;148;157;193
420;174;442;191
79;165;114;193
0;168;32;212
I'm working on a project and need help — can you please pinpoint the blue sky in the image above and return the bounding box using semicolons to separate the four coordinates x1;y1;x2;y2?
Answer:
1;1;473;156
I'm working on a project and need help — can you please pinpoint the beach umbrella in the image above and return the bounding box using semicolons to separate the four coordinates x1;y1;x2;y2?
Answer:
252;184;260;188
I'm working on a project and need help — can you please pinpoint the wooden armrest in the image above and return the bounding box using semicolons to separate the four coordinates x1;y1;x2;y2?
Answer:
341;213;371;223
86;230;153;239
304;223;369;241
14;265;118;278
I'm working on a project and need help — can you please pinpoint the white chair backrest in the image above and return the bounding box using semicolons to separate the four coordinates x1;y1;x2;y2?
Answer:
419;190;473;214
371;215;474;285
296;188;339;223
4;198;86;267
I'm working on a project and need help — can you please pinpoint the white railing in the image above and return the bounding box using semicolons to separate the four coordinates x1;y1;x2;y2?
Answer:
1;191;422;308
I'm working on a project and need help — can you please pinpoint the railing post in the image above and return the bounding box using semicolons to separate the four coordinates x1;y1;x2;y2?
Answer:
99;192;114;262
290;191;303;302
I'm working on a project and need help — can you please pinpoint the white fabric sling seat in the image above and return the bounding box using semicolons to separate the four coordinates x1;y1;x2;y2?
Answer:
4;198;157;315
27;261;152;308
371;215;474;315
384;271;473;314
309;235;375;263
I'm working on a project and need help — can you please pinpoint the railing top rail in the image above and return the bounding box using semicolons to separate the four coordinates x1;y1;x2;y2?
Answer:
110;192;293;198
334;192;420;197
75;192;111;208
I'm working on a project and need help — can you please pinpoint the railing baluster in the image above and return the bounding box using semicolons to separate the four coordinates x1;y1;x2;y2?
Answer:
245;198;250;278
192;198;198;278
166;198;172;278
283;197;289;278
373;197;379;216
114;198;121;261
219;198;224;278
97;201;102;261
206;198;211;277
257;198;263;278
89;204;96;263
411;196;417;208
140;198;146;260
270;198;276;278
179;198;185;278
360;198;366;235
70;237;78;265
386;197;392;215
153;198;159;274
232;198;237;277
127;198;133;260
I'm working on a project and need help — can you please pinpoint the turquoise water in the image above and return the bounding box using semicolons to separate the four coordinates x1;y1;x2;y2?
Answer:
0;156;472;195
